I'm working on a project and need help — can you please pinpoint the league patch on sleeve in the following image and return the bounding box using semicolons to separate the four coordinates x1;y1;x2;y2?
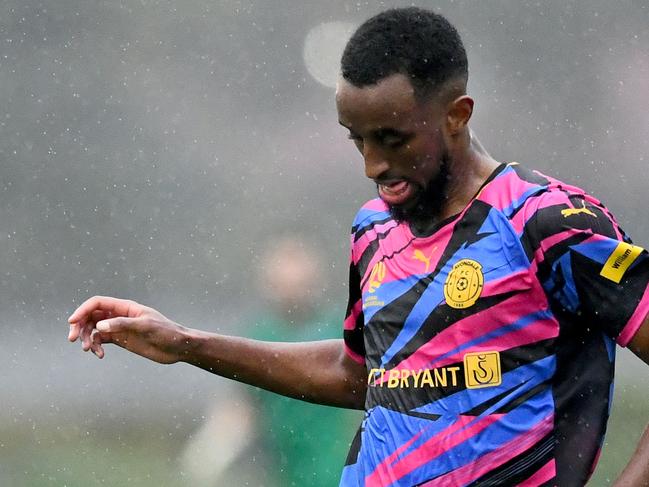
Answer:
600;241;644;283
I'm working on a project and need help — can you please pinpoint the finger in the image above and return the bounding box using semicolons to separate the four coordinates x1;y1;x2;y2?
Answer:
80;322;93;352
68;322;81;342
90;329;106;359
69;309;112;342
96;317;139;340
68;296;141;324
91;309;111;322
95;332;114;345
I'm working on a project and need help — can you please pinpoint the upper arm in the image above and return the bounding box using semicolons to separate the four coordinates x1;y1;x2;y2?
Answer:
299;338;366;409
628;315;649;365
343;259;366;365
338;257;367;409
337;341;368;410
521;189;649;344
343;210;369;364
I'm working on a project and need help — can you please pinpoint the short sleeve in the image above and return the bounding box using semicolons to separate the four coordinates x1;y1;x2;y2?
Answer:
343;238;365;364
520;189;649;346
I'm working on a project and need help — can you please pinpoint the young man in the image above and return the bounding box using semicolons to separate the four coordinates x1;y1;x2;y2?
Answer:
68;8;649;486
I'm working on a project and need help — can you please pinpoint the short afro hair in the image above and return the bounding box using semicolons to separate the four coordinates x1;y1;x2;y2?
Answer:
341;7;468;99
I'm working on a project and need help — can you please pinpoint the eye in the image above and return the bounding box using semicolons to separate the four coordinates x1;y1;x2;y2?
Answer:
380;134;406;149
347;133;363;147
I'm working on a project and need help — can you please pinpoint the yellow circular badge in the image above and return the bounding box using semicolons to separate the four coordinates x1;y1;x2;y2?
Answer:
444;259;484;309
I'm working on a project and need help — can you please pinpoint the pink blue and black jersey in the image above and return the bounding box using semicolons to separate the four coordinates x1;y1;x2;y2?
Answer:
340;163;649;486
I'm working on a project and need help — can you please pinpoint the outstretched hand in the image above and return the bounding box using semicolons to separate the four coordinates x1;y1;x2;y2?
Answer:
68;296;190;363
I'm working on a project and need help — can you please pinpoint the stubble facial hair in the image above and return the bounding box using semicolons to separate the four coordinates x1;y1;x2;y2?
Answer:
386;158;450;237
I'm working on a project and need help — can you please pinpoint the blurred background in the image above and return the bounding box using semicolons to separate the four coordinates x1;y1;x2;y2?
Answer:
0;0;648;485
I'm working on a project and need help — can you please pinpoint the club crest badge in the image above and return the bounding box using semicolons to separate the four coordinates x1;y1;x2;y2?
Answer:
444;259;484;309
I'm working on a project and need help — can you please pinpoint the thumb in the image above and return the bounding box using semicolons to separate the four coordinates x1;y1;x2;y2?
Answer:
96;317;138;333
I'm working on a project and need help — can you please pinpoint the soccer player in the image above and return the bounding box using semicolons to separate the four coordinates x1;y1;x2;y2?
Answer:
68;7;649;486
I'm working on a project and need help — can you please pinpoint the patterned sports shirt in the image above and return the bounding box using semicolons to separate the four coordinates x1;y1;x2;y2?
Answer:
340;163;649;486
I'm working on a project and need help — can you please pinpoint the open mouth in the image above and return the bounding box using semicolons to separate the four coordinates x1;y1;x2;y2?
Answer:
377;180;417;206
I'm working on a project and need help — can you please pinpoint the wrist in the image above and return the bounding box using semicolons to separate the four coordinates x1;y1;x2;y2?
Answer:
175;325;206;364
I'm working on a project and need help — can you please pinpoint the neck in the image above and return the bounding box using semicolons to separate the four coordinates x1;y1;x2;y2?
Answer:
440;129;500;218
407;129;500;236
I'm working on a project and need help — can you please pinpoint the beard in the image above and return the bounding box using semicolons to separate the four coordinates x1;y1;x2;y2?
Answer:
384;158;450;234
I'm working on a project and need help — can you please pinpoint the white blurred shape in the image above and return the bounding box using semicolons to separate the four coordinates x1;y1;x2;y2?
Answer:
303;21;357;88
180;397;255;486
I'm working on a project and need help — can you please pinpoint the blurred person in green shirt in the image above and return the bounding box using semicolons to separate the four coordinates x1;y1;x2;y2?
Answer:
248;236;362;486
180;236;362;486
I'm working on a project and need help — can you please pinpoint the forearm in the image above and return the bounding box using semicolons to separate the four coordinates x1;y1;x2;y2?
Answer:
181;330;367;409
68;296;366;408
614;421;649;486
617;328;649;485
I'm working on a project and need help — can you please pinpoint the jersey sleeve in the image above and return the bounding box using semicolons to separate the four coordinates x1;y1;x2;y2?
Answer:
520;189;649;346
343;235;366;364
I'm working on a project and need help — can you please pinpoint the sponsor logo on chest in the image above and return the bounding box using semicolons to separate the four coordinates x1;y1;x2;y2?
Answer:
368;351;502;390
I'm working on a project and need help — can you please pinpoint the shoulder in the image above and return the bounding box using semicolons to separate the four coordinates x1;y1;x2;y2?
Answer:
510;169;626;260
518;170;620;238
476;163;555;217
351;198;392;236
480;163;616;226
348;198;397;265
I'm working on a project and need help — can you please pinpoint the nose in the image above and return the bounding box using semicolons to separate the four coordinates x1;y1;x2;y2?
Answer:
363;143;390;180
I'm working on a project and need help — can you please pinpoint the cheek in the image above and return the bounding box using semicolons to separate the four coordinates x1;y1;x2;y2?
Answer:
411;143;444;171
410;127;444;158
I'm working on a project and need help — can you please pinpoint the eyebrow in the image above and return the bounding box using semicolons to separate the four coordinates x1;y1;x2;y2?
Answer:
338;121;408;138
374;128;406;138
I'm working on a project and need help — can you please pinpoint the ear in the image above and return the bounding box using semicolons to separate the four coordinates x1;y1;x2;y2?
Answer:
446;95;474;135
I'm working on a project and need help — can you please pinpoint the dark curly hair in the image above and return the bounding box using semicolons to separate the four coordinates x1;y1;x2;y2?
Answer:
341;7;468;99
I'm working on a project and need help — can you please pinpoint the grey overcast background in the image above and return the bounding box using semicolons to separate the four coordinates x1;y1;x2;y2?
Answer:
1;1;648;485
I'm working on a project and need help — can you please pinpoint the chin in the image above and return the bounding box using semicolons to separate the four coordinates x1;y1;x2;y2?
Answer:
387;180;446;225
389;203;423;223
387;192;426;223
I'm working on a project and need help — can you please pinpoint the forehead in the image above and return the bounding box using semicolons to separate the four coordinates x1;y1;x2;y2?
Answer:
336;73;424;130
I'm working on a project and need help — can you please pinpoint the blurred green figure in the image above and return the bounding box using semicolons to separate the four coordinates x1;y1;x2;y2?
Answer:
248;237;362;486
180;236;362;486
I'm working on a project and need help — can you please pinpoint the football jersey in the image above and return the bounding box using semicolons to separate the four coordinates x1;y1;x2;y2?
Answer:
340;163;649;486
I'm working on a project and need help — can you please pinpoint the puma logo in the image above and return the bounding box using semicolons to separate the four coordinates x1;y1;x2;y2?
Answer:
561;200;597;219
413;247;438;273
